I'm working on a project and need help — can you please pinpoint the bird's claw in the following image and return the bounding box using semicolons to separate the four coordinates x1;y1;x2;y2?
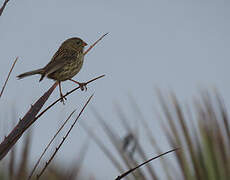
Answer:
79;82;87;91
60;94;67;105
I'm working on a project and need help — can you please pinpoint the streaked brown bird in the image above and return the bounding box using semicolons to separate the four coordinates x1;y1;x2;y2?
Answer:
17;37;88;103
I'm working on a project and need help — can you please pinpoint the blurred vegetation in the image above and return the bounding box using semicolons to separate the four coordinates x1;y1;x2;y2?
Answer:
1;90;229;180
157;91;230;180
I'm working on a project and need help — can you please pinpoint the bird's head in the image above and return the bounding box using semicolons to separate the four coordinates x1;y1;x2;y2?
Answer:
60;37;88;52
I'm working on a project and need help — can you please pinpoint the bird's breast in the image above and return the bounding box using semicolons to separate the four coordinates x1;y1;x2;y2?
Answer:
48;53;84;81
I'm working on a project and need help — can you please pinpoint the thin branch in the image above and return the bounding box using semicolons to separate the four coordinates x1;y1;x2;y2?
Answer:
115;147;180;180
27;110;76;180
0;0;10;16
0;57;18;99
83;33;109;56
37;94;94;179
34;74;105;121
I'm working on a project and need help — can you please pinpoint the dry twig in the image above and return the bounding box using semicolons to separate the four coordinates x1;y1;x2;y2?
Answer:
35;75;105;121
84;33;109;56
0;57;18;99
27;110;76;180
115;147;180;180
37;95;94;179
0;0;10;16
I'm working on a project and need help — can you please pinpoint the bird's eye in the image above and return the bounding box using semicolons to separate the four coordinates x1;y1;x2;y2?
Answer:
76;41;81;45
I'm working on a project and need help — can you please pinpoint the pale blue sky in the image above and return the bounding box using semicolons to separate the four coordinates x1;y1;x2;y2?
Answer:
0;0;230;179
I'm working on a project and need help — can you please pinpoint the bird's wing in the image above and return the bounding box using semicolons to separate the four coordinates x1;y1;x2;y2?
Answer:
43;49;77;75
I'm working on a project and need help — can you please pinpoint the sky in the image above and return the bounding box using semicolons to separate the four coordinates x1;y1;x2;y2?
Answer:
0;0;230;179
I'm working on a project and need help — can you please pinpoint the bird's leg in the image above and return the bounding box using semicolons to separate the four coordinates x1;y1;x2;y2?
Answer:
58;81;67;104
69;79;87;91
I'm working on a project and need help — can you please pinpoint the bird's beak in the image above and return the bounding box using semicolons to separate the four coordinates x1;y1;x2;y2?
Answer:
83;41;88;46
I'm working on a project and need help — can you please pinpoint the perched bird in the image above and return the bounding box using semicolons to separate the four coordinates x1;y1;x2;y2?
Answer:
17;37;88;103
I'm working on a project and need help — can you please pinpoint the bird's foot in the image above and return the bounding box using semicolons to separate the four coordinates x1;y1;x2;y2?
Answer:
69;79;87;91
78;82;87;91
60;94;67;105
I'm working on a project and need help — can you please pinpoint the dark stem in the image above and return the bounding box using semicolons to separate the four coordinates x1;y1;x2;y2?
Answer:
115;147;180;180
36;95;94;179
0;57;18;99
83;33;108;56
0;0;10;16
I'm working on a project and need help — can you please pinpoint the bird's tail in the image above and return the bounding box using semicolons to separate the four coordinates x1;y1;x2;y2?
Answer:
17;68;44;80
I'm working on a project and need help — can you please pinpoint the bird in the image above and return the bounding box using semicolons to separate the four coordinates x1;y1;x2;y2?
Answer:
17;37;88;103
